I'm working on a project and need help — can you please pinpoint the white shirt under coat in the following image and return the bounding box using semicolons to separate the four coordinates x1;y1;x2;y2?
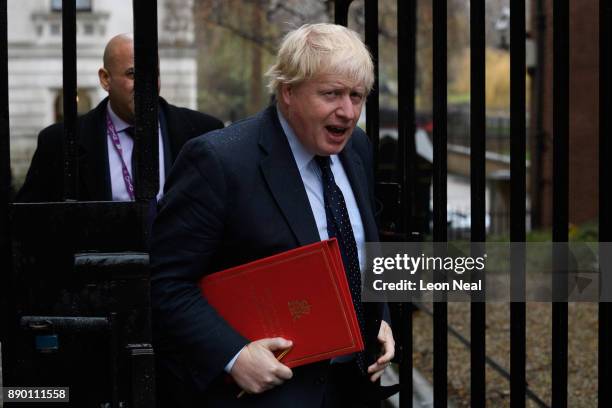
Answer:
277;108;367;272
106;103;166;201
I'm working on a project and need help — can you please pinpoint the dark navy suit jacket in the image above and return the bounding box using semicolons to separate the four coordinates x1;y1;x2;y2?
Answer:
150;105;385;407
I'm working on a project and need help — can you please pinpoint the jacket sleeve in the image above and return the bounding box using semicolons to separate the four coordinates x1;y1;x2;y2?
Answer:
150;135;248;391
15;126;64;203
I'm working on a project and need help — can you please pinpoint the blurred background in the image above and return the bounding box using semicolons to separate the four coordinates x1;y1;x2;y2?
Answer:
6;0;600;244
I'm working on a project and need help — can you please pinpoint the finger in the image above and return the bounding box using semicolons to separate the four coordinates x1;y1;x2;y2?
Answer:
377;343;395;365
367;360;386;374
376;329;395;362
266;375;285;388
369;367;385;382
275;364;293;380
259;337;293;351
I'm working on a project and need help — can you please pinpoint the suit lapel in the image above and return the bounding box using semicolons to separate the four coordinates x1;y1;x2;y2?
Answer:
160;98;192;164
340;140;379;242
258;106;320;247
78;99;112;200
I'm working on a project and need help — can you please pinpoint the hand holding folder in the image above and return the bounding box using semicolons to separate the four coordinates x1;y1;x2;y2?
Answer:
199;239;364;369
236;345;292;398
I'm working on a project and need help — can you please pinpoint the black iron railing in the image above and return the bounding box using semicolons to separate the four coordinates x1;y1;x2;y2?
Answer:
0;0;160;406
1;1;611;407
599;2;612;407
331;1;608;408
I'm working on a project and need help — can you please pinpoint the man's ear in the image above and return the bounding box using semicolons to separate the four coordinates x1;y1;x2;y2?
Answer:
280;83;293;107
98;68;110;92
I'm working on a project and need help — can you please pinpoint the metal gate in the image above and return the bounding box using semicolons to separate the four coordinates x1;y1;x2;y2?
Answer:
1;1;611;407
1;0;161;406
334;1;611;407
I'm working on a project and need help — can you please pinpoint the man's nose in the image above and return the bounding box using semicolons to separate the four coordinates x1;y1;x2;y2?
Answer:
336;95;356;121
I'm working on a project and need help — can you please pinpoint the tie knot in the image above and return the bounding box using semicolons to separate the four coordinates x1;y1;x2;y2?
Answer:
314;155;331;172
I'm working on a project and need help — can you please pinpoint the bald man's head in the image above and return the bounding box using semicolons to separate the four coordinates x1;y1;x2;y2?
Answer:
103;33;134;71
99;34;135;123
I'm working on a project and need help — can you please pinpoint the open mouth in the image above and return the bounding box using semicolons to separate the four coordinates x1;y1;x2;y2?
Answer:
325;125;348;136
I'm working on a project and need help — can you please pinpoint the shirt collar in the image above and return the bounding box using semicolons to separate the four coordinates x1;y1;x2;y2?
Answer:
106;102;131;133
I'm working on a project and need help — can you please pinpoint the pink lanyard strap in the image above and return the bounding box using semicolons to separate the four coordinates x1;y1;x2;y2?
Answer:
106;114;135;200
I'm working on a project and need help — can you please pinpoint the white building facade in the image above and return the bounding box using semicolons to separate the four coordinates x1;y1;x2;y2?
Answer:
8;0;197;184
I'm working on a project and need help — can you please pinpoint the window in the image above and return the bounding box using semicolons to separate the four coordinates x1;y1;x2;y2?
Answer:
54;89;93;123
83;23;94;35
51;0;92;12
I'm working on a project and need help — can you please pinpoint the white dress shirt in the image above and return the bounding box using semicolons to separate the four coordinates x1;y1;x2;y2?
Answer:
277;109;367;272
106;104;166;201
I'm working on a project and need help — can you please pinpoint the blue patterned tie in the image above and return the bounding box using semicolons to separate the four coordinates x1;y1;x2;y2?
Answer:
315;155;367;375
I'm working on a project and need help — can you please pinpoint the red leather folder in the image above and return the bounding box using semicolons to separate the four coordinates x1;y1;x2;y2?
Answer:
199;239;364;368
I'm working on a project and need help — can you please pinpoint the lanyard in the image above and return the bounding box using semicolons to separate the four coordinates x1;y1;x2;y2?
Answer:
106;114;135;200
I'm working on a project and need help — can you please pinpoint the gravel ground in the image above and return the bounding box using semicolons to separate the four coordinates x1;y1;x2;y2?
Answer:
412;302;598;407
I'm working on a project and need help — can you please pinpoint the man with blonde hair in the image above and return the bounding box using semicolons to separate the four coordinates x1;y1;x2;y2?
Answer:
151;23;394;407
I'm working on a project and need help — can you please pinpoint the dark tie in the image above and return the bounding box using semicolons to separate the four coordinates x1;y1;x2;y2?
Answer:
315;155;367;374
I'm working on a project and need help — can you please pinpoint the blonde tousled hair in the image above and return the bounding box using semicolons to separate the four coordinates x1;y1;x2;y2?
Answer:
266;23;374;96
